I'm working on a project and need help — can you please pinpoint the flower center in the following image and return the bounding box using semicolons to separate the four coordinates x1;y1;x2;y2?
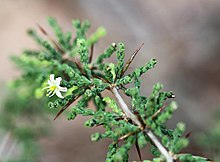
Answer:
49;85;57;91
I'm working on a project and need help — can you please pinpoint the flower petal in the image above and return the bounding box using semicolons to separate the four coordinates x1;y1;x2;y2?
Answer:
55;90;64;98
58;86;67;92
55;77;62;86
50;74;55;83
47;80;53;86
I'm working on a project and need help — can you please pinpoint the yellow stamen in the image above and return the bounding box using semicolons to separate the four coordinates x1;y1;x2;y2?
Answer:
49;85;57;91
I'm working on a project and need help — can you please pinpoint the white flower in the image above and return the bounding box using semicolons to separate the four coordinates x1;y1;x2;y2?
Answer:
42;74;67;98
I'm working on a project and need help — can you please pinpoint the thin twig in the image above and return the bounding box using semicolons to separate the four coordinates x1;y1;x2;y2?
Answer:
121;43;144;76
111;87;173;162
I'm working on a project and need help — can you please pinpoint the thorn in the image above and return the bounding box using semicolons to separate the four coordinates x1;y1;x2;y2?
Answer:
152;104;167;119
36;23;65;54
54;102;72;120
117;132;134;142
185;131;192;138
115;117;125;121
54;95;81;120
75;61;85;74
89;44;94;63
37;23;48;35
122;43;144;76
37;24;83;69
92;73;110;84
135;138;143;161
95;123;104;127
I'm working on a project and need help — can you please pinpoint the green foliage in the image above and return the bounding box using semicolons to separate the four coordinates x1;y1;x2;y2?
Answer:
1;17;211;162
0;73;52;162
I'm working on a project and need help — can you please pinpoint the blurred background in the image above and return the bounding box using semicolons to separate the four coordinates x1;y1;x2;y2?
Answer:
0;0;220;161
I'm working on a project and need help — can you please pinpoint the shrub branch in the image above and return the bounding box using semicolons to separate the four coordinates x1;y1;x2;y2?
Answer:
111;87;173;162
